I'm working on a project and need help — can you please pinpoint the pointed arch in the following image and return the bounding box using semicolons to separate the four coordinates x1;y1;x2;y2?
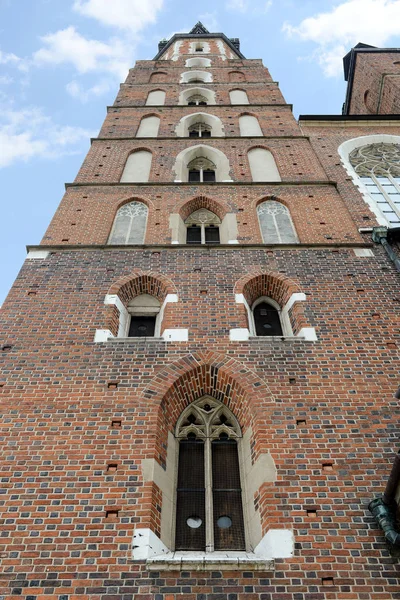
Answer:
120;149;152;182
179;87;216;106
150;72;168;83
108;200;148;245
181;70;213;84
146;89;166;106
173;144;232;182
136;114;161;137
185;57;212;68
229;89;249;104
257;198;299;243
248;147;281;182
175;112;224;137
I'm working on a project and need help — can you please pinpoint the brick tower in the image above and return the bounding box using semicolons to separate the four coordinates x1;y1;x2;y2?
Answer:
1;24;400;599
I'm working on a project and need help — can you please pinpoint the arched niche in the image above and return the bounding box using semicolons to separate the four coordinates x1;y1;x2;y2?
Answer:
146;90;166;106
172;145;232;183
180;70;213;84
169;196;238;245
150;72;168;83
248;148;281;182
185;57;212;68
179;87;216;106
120;150;152;183
239;115;263;136
136;115;160;138
229;89;249;105
175;113;224;138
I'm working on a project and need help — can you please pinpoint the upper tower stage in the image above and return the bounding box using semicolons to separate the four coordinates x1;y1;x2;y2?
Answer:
154;21;245;61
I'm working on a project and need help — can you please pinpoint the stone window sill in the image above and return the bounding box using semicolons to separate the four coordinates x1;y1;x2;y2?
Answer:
146;551;274;571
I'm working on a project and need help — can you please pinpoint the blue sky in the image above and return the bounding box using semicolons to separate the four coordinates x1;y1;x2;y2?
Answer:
1;0;400;304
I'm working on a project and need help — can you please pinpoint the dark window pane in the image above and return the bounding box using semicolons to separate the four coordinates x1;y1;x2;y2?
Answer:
188;101;196;106
176;440;205;550
199;101;207;106
202;130;211;138
212;439;245;550
203;169;215;182
128;316;156;337
189;130;200;137
205;226;220;244
254;302;283;336
187;225;201;244
189;169;201;182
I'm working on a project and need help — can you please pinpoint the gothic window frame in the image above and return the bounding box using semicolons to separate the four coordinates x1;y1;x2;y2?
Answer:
187;155;217;183
250;297;287;337
338;135;400;228
187;94;208;106
184;208;221;244
188;121;212;138
108;201;148;245
174;396;245;552
125;294;162;338
348;142;400;227
257;200;299;244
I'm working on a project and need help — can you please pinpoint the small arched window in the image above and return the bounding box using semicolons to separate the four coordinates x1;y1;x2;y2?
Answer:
229;71;245;82
108;201;148;245
175;397;245;551
195;43;204;52
146;90;166;106
252;298;283;337
120;151;152;183
185;209;221;244
257;200;298;243
188;122;211;138
187;94;208;106
127;294;161;337
187;156;216;182
248;148;281;182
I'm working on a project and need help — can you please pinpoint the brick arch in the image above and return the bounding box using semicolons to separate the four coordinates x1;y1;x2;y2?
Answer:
126;146;153;156
235;270;301;308
248;143;275;154
114;195;153;212
139;112;161;120
143;351;275;463
255;194;290;210
174;195;229;221
107;269;177;306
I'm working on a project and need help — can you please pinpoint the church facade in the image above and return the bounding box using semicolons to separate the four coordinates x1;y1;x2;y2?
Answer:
0;24;399;599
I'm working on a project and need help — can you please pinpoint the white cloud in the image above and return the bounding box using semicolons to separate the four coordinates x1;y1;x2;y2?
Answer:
73;0;164;33
225;0;272;14
66;79;112;102
0;107;93;168
283;0;400;77
33;26;131;80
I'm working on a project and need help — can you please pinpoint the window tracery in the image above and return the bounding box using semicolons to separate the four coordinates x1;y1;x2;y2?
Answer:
187;156;216;182
257;200;298;244
349;143;400;225
188;122;212;138
175;397;245;552
108;201;148;244
185;208;221;244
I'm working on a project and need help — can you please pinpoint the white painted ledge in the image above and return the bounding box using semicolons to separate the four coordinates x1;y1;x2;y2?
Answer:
133;528;293;571
94;329;114;343
162;329;188;342
27;250;50;259
297;327;318;341
230;328;250;341
353;248;374;257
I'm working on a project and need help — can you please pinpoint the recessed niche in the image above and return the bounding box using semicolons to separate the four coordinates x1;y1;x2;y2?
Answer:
107;463;118;473
111;419;122;428
108;382;118;389
105;510;119;519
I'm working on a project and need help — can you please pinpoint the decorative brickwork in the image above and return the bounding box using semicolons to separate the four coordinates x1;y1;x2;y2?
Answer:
1;26;400;600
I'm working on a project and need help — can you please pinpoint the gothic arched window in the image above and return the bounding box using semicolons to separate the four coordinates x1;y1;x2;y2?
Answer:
257;200;298;243
187;156;216;182
185;209;221;244
349;143;400;226
175;397;245;552
252;298;284;337
108;201;148;244
187;94;208;106
188;122;212;138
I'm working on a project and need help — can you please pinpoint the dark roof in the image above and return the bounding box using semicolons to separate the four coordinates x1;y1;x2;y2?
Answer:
154;23;245;60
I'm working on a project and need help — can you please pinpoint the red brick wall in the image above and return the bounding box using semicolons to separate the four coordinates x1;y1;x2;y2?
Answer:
348;52;400;115
1;33;400;600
